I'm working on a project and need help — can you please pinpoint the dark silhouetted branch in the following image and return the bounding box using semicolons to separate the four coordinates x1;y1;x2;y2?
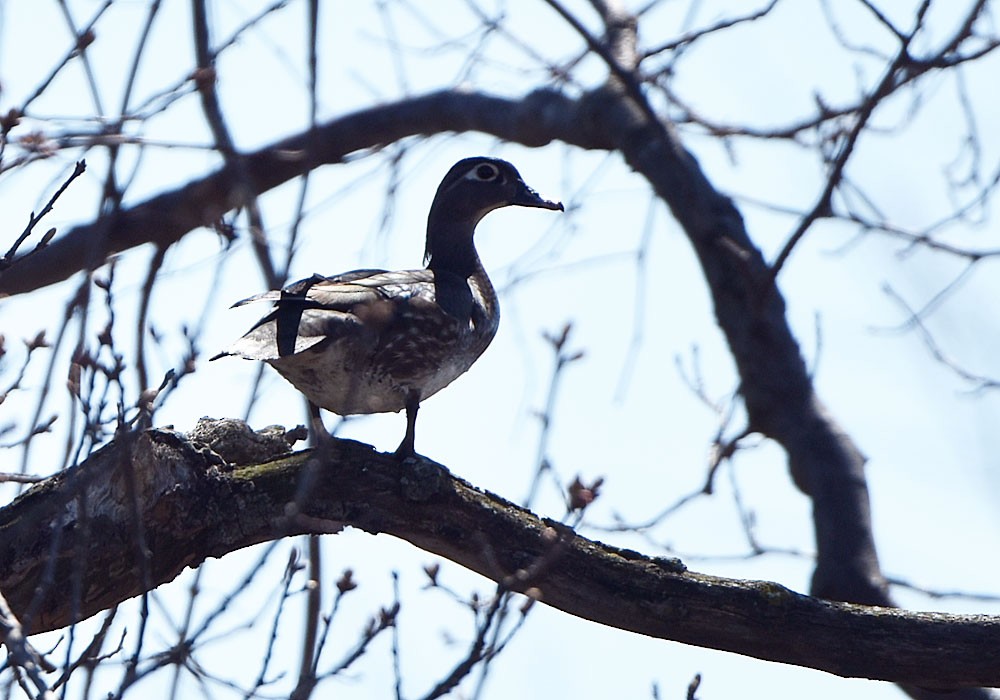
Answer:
0;418;998;689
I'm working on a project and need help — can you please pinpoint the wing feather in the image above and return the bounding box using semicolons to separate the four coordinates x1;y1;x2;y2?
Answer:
215;269;438;361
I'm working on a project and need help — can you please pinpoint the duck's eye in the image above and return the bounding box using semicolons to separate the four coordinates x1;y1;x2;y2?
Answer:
472;163;499;181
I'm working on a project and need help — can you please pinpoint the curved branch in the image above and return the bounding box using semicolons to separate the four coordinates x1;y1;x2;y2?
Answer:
0;88;595;298
566;17;890;611
0;418;997;688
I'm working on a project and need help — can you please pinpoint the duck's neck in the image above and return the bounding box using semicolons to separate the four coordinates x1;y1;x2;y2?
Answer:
424;219;484;279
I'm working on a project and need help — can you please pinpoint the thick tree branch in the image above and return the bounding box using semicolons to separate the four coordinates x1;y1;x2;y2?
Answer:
569;16;889;609
0;88;596;298
0;418;997;689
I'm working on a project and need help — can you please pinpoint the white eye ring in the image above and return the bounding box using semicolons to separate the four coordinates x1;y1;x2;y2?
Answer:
468;163;500;181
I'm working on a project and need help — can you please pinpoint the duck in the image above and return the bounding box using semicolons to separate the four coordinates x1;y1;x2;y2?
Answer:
214;156;563;457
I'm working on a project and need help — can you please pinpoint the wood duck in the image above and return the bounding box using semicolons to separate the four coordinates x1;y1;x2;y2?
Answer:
214;157;563;457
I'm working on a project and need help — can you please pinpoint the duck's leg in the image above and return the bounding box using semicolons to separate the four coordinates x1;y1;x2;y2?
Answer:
394;391;421;458
308;401;334;448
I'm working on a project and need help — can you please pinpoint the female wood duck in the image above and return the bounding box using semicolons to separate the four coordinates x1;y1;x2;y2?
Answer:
215;157;563;457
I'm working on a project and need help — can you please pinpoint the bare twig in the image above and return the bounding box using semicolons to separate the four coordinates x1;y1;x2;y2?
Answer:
289;535;322;700
524;323;584;508
0;589;56;699
1;160;86;268
771;0;1000;274
191;0;279;290
642;0;779;58
882;283;1000;392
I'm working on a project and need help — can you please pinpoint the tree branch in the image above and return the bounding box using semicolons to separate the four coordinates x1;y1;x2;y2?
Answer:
568;18;890;610
0;88;594;299
0;418;997;689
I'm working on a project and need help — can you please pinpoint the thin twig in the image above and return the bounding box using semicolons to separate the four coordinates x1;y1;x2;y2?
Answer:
524;323;584;508
0;589;57;699
1;160;86;268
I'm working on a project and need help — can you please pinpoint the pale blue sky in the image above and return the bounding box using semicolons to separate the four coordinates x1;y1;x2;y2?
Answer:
1;1;998;698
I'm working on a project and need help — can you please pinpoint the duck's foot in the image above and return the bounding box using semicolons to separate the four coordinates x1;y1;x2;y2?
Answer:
393;439;417;461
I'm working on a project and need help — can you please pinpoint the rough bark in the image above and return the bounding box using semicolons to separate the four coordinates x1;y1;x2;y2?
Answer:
0;418;997;689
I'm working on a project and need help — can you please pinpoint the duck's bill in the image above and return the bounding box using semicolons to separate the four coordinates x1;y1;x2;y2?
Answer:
514;184;565;211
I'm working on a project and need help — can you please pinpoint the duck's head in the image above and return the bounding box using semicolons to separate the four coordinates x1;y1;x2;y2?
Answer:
425;157;563;269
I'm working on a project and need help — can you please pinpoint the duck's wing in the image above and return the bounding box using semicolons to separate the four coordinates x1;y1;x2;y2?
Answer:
229;270;392;307
216;269;436;361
